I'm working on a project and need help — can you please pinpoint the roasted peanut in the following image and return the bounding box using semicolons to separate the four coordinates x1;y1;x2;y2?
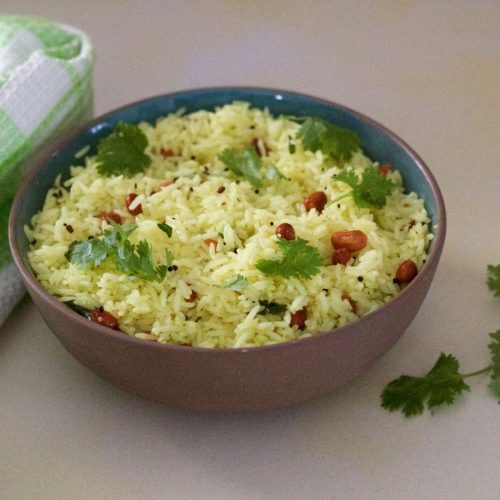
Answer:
331;230;368;252
395;259;418;284
332;248;352;265
91;308;120;330
185;290;198;302
275;222;296;241
98;211;122;225
125;193;142;216
378;163;392;176
341;294;357;313
204;239;218;250
304;191;327;213
290;308;307;330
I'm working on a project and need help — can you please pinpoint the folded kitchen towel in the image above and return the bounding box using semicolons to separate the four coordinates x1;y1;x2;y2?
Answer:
0;16;94;326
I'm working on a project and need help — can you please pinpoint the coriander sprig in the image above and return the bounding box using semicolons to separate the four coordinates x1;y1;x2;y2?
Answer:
218;146;263;188
381;265;500;417
256;237;323;280
296;116;361;161
332;167;395;209
66;222;171;282
218;274;249;291
96;123;151;177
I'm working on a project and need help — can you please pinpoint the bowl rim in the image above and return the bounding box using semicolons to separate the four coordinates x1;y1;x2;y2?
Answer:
9;85;447;355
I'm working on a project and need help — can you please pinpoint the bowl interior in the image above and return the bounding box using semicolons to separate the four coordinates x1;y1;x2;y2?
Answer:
12;87;443;283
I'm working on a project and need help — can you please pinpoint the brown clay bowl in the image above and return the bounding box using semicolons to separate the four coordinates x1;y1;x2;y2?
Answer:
9;87;446;412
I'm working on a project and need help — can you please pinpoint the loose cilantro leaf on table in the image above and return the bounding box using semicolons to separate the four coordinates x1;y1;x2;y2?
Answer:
66;222;170;282
487;265;500;297
218;274;249;291
256;238;322;279
488;330;500;395
96;123;151;177
381;266;500;418
296;117;361;161
381;354;470;417
219;146;263;188
332;167;395;209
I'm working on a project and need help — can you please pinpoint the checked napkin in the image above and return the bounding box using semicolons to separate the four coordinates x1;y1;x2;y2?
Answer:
0;16;94;326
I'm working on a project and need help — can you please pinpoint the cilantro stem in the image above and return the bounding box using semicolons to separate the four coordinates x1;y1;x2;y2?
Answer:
462;365;492;378
330;191;353;205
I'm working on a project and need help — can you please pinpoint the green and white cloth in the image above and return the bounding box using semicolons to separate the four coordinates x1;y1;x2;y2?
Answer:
0;16;94;325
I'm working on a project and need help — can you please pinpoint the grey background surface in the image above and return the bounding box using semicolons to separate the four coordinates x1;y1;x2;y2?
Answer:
1;1;499;499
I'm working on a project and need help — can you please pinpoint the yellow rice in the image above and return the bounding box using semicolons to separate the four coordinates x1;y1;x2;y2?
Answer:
26;102;432;348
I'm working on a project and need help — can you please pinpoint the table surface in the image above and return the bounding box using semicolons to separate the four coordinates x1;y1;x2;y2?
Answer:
1;2;499;499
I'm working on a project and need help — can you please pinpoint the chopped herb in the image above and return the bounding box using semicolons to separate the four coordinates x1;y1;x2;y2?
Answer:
96;123;151;177
266;164;286;181
256;237;323;280
66;237;111;267
288;135;296;154
158;222;173;237
258;301;287;315
63;300;92;319
66;222;170;282
218;146;263;188
332;166;395;209
296;116;361;161
164;249;174;267
114;240;168;282
218;274;249;291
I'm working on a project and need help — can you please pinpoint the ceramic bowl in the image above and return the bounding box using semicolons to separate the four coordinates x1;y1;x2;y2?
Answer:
9;87;446;412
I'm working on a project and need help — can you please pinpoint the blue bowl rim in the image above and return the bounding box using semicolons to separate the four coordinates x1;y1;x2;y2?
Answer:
9;86;446;355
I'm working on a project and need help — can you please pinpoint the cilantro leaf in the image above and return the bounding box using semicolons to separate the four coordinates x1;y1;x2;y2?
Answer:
158;222;173;237
218;274;249;291
102;222;137;246
296;117;361;160
114;239;167;282
333;167;395;209
487;265;500;297
164;249;174;267
219;146;263;187
488;330;500;382
381;353;470;417
66;238;111;267
258;300;287;315
96;123;151;177
63;300;92;319
266;165;286;181
256;237;323;279
67;222;169;282
489;376;500;399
